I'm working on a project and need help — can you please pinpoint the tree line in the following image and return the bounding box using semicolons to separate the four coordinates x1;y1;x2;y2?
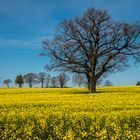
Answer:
3;72;69;88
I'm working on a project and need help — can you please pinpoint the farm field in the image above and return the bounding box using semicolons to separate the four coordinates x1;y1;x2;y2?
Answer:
0;87;140;140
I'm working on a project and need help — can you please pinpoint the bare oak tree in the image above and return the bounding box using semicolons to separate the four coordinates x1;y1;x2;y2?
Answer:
24;73;38;88
57;73;70;87
73;74;87;87
51;76;58;88
41;8;140;93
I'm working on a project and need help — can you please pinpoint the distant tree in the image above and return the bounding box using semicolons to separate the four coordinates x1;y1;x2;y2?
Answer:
136;81;140;86
96;79;102;86
15;75;24;87
51;76;58;87
57;73;70;87
73;74;87;87
46;74;51;88
23;73;38;88
41;8;140;93
104;80;113;86
38;72;46;88
3;79;12;88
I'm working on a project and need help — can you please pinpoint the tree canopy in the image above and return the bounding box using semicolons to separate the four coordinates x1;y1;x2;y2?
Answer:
24;73;38;88
3;79;12;88
15;75;24;87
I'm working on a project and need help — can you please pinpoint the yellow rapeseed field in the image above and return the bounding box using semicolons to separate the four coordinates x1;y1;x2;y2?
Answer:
0;86;140;140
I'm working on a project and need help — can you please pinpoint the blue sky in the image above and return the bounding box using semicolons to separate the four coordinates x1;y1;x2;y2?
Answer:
0;0;140;87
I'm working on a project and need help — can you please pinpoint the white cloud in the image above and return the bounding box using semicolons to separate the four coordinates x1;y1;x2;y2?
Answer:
0;37;46;49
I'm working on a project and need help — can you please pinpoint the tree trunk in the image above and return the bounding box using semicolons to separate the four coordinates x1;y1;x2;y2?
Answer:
19;84;22;88
88;77;97;93
7;84;9;88
29;83;32;88
41;82;43;88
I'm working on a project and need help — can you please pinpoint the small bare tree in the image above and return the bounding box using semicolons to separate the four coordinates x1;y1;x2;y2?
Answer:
51;76;58;88
73;74;87;87
3;79;12;88
38;72;46;88
24;73;38;88
57;73;70;87
45;74;51;88
104;80;113;86
41;8;140;93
